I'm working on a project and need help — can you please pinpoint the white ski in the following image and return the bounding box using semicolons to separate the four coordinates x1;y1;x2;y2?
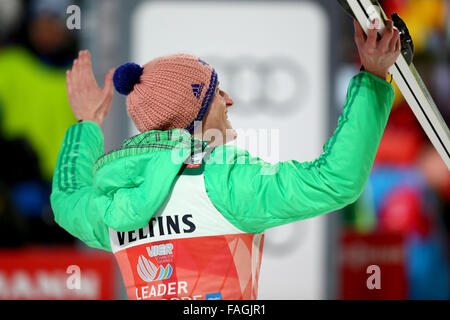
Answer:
339;0;450;170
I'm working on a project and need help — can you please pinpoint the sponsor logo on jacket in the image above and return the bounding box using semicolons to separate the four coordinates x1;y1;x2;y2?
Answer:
115;214;196;247
137;255;173;282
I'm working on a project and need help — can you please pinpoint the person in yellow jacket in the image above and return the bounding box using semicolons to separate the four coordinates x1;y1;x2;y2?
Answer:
0;0;77;180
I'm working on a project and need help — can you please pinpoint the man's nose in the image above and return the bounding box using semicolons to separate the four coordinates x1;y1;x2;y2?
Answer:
224;92;234;107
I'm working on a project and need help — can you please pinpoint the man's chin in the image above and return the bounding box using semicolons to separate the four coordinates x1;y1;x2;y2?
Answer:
225;127;237;144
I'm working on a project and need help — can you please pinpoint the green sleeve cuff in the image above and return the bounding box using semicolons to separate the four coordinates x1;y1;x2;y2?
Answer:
359;70;395;96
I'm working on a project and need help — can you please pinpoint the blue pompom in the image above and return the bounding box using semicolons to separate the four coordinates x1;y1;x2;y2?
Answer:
113;62;144;95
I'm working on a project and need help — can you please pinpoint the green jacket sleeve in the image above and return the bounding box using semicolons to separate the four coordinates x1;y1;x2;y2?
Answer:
204;71;395;233
50;121;111;251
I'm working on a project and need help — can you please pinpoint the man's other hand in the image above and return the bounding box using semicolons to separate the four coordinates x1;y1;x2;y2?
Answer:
354;19;401;80
66;50;115;126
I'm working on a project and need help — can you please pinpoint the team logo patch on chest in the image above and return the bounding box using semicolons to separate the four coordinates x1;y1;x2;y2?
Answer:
137;243;174;282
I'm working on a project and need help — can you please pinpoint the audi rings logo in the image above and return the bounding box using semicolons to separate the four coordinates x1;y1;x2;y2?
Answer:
137;255;173;282
205;55;309;116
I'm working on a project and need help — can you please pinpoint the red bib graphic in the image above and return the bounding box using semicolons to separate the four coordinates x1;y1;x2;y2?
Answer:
109;166;265;300
114;234;264;300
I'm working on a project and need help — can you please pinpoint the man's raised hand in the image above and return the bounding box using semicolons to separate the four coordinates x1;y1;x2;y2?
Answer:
354;19;401;80
66;50;115;126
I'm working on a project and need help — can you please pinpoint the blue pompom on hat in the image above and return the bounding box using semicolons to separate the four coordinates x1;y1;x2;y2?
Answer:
113;62;144;95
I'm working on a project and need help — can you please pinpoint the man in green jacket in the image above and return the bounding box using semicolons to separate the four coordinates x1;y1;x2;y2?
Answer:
51;20;401;300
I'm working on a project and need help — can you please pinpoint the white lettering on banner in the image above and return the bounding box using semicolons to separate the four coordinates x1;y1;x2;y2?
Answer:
341;243;404;270
136;281;189;300
0;272;8;299
11;271;33;300
0;270;100;299
36;271;65;298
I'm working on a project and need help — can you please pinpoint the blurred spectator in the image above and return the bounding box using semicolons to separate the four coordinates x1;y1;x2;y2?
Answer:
0;0;78;180
0;0;23;46
0;0;79;247
341;0;450;299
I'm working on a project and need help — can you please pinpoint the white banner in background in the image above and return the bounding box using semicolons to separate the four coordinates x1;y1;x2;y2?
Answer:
131;1;329;299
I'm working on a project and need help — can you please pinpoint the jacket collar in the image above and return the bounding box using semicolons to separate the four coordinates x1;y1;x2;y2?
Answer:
94;128;209;172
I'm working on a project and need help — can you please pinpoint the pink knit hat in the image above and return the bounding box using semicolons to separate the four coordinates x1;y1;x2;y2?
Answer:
113;54;218;133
